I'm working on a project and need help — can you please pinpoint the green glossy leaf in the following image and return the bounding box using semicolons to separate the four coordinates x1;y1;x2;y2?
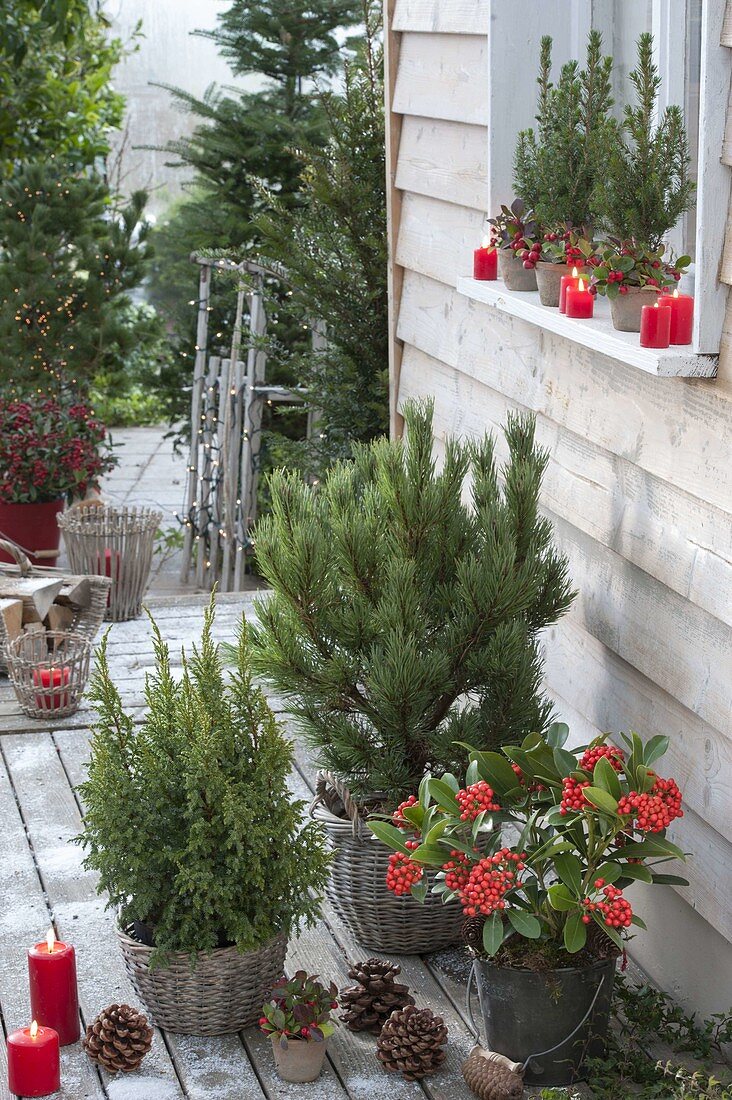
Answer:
554;852;583;893
621;836;686;861
482;912;504;957
368;821;411;854
441;772;460;793
593;757;622;800
469;750;519;794
548;884;577;911
427;778;460;813
634;765;657;794
651;873;690;887
616;863;652;883
643;735;669;768
410;842;451;865
410;878;428;903
583;787;618;815
553;746;578;778
546;722;569;749
507;910;542;939
594;862;623;884
418;774;432;810
631;914;648;930
563;912;587;953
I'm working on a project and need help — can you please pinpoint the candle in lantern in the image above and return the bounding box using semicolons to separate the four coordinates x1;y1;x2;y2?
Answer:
658;288;694;344
565;277;594;319
7;1020;60;1097
640;299;671;349
32;667;71;712
559;266;582;313
28;929;80;1045
473;236;498;281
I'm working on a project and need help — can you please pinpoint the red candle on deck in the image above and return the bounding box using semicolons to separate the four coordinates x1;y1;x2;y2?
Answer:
559;266;582;313
32;667;71;711
565;277;594;318
473;236;498;280
7;1021;60;1097
28;930;80;1045
658;289;694;344
640;299;671;348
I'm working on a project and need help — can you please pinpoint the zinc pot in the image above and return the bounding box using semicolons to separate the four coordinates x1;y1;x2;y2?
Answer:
609;287;659;332
271;1035;329;1083
470;955;616;1086
535;262;572;307
498;250;538;292
0;499;64;566
117;925;287;1036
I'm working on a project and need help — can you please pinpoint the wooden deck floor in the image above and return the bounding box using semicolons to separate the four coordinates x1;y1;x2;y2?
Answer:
0;593;510;1100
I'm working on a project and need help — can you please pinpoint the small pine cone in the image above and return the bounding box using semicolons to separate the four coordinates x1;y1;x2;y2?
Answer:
463;916;485;953
83;1003;153;1074
339;958;415;1032
462;1046;523;1100
376;1005;448;1081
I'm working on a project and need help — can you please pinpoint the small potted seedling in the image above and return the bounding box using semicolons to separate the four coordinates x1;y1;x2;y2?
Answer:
260;971;339;1083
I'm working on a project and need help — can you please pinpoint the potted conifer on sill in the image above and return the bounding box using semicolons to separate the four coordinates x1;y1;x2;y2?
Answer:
77;595;329;1036
249;401;574;954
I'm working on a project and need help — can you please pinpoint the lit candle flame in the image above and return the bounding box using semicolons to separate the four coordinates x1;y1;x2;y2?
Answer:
30;1020;38;1039
577;278;585;292
571;266;578;277
673;288;679;299
46;927;55;953
654;300;660;309
482;235;490;250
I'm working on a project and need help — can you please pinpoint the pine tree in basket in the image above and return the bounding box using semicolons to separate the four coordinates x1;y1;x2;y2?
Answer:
250;401;575;807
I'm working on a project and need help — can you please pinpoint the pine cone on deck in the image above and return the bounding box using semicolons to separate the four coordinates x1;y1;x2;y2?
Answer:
376;1004;448;1080
83;1003;153;1074
462;1045;524;1100
339;958;415;1032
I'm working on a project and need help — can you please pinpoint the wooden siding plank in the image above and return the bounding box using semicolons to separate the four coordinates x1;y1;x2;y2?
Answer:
396;117;488;210
393;0;490;34
386;0;406;438
392;33;489;125
395;192;482;289
398;339;732;628
722;0;732;45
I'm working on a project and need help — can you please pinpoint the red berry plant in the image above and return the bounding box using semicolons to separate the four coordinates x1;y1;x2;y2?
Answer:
369;726;688;962
488;199;542;270
0;394;116;504
538;226;596;270
260;971;339;1048
590;239;690;300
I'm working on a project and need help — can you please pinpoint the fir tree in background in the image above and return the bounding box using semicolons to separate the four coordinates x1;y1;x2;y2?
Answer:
593;32;694;248
514;32;615;232
254;1;388;473
250;401;575;807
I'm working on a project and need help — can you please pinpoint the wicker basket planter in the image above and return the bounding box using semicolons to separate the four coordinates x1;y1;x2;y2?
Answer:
6;631;91;718
311;774;463;954
58;505;162;622
117;926;288;1036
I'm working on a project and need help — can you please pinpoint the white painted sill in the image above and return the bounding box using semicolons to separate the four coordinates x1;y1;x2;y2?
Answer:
456;278;718;379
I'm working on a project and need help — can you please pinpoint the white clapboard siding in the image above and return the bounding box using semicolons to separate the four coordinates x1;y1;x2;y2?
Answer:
393;0;491;34
392;33;489;125
396;269;732;514
723;0;732;46
396;116;488;210
396;192;483;286
398;342;732;627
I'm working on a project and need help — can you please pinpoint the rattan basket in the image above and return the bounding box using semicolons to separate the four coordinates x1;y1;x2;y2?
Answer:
5;631;92;718
117;926;288;1035
311;772;463;954
58;505;162;622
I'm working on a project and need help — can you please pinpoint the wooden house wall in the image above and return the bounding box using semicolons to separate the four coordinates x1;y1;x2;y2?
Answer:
386;0;732;1013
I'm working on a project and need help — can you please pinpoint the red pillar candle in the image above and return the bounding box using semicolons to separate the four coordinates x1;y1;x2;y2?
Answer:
559;265;582;313
473;236;498;280
658;289;694;344
32;667;71;712
7;1021;60;1097
640;299;671;348
565;277;594;319
28;930;80;1045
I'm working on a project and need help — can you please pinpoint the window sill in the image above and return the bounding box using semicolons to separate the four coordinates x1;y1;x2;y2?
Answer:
456;278;718;379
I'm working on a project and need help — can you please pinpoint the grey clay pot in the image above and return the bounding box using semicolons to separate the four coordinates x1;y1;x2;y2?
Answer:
498;250;538;292
271;1035;329;1083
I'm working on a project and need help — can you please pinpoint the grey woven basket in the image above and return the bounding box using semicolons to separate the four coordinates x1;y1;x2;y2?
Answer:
117;927;288;1036
311;772;463;954
58;505;162;622
5;631;92;718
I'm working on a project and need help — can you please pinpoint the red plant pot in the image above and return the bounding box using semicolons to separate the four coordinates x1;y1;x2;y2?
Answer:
0;499;65;566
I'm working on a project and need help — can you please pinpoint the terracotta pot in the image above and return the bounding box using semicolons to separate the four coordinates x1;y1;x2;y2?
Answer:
609;287;659;332
535;261;573;307
498;250;538;292
0;499;64;566
271;1035;329;1083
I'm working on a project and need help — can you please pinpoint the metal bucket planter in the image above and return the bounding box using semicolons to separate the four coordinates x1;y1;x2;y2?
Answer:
272;1036;329;1083
117;926;287;1036
498;250;538;292
58;505;162;621
311;773;463;954
469;955;616;1086
535;262;572;307
609;287;659;332
0;499;64;566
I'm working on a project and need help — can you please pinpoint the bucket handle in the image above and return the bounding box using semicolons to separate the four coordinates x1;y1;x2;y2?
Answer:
0;538;33;576
466;958;610;1074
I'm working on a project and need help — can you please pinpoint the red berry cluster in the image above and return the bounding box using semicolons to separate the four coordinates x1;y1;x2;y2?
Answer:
386;841;423;896
579;743;625;774
456;781;500;821
458;849;525;917
582;881;633;928
617;776;683;832
559;776;591;815
512;237;541;270
511;763;546;794
392;795;418;830
441;850;470;893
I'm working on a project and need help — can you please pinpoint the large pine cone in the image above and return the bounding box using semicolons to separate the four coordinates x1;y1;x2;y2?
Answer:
463;916;485;953
462;1045;524;1099
340;958;415;1032
83;1003;153;1074
376;1004;448;1080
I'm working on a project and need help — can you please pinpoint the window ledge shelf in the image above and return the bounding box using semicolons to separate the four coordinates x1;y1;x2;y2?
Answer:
456;278;718;379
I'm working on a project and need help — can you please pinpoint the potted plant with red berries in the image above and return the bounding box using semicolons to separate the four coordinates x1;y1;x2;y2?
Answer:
532;227;597;308
590;241;689;332
260;971;339;1083
369;725;688;1086
0;393;116;566
488;199;540;291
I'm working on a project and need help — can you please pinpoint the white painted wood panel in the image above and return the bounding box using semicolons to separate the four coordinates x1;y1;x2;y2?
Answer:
392;33;489;125
396;116;488;210
393;0;490;33
396;192;483;287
